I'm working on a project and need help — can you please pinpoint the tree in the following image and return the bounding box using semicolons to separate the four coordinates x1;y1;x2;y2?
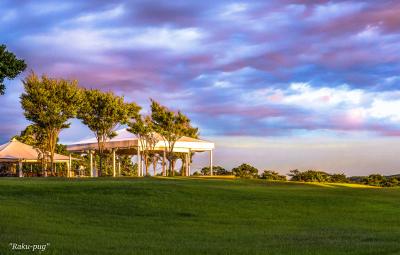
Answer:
20;72;81;175
0;44;27;95
330;173;348;183
150;100;196;176
77;89;140;176
201;166;231;176
260;170;286;181
288;169;347;183
232;163;259;178
128;115;159;176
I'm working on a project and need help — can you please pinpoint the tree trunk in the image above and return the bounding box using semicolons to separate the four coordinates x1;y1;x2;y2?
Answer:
98;151;103;177
171;159;176;176
153;158;157;176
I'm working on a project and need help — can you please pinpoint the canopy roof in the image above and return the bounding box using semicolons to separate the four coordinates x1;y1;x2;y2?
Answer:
66;128;214;153
0;139;71;163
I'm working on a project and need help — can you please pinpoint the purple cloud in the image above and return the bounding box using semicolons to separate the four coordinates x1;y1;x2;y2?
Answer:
1;0;400;145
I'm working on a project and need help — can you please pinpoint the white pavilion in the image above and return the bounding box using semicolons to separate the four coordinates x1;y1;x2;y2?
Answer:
66;128;215;177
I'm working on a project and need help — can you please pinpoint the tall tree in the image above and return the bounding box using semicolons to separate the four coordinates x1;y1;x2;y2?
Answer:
150;100;197;176
128;115;159;176
0;44;27;95
20;72;81;175
77;89;140;176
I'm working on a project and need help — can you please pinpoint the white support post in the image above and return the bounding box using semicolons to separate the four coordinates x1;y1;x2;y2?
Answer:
137;147;141;177
89;151;93;177
188;150;191;176
112;149;116;177
18;161;23;178
209;150;213;176
68;154;72;178
185;153;189;176
162;150;166;176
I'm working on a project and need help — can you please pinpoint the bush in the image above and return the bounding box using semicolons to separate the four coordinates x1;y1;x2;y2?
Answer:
330;173;348;183
200;166;231;176
192;171;201;176
232;163;259;178
288;169;347;183
260;170;286;181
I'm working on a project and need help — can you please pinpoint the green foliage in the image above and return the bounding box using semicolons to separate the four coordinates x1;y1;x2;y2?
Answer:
288;169;347;183
192;171;201;176
355;174;400;187
150;99;197;176
0;44;27;95
78;89;140;147
128;114;158;175
77;89;140;176
232;163;259;178
260;170;286;181
20;72;81;174
330;173;348;183
200;166;231;176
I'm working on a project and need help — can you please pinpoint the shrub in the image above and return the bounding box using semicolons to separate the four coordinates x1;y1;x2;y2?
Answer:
330;173;348;183
260;170;286;181
192;171;201;176
200;166;231;176
288;169;347;183
232;163;259;178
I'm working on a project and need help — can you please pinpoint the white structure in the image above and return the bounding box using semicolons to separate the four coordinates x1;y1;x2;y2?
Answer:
0;138;75;177
66;129;215;177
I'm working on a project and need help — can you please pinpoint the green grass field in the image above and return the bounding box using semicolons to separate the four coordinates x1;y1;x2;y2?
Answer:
0;177;399;255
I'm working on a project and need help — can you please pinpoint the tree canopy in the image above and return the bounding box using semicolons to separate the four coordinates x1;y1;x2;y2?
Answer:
232;163;259;178
20;72;81;175
0;44;27;95
201;166;230;176
77;89;140;176
128;115;159;176
150;99;197;176
260;170;286;181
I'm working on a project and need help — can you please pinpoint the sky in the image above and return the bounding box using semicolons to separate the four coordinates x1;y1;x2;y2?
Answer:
1;0;400;175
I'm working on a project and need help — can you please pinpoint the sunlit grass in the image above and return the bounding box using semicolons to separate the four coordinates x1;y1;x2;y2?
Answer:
0;177;399;255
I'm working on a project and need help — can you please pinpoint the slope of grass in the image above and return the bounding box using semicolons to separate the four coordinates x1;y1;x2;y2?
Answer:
0;177;399;255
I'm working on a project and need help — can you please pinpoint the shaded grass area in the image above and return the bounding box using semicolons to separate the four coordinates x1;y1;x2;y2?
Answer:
0;177;399;254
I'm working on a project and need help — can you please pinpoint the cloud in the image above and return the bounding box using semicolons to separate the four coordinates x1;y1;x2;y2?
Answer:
1;0;400;145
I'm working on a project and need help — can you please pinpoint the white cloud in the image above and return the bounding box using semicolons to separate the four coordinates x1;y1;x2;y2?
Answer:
309;2;365;22
72;5;125;24
285;83;363;107
244;82;400;124
219;3;248;18
24;26;206;55
368;99;400;122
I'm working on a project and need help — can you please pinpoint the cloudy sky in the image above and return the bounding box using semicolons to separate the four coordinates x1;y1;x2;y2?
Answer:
1;0;400;175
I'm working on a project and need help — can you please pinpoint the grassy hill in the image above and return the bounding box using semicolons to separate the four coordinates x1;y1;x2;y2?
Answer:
0;177;399;255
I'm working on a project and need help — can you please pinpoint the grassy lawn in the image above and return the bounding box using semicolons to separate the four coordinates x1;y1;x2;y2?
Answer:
0;177;399;255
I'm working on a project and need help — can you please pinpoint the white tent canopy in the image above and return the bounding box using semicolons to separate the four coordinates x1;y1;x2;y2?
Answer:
66;128;215;176
0;138;71;163
0;138;75;177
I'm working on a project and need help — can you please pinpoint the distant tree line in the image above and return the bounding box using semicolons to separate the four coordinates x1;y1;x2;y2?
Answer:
195;163;400;188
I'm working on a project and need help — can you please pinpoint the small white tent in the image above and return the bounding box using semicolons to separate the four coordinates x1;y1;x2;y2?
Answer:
0;138;74;177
